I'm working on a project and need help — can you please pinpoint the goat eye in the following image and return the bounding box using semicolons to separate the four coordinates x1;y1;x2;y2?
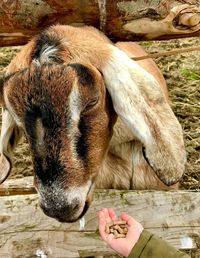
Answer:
85;97;99;110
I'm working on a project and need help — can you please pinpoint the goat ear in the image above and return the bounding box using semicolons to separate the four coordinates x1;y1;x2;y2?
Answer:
0;153;11;184
102;46;186;186
0;108;22;183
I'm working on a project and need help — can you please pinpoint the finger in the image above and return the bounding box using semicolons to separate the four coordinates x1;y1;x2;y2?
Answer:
120;212;136;226
101;208;112;224
108;208;118;221
98;210;105;222
98;211;108;241
121;212;144;239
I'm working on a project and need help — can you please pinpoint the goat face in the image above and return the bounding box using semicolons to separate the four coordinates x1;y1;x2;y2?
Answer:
3;63;116;222
0;25;186;222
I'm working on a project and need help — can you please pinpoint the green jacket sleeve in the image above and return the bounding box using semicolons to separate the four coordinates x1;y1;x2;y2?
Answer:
128;230;190;258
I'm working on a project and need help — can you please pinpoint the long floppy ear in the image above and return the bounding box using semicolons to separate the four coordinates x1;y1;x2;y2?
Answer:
102;45;186;186
0;108;23;183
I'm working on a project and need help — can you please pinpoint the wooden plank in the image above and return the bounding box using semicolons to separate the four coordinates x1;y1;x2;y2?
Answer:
1;230;199;258
0;191;199;234
0;177;199;257
1;1;200;46
0;176;35;196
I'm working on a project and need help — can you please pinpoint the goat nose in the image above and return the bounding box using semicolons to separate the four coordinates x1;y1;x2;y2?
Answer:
36;181;92;222
40;199;81;223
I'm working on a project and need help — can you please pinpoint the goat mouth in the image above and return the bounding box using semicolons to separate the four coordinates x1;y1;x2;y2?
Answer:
56;201;90;223
78;200;89;220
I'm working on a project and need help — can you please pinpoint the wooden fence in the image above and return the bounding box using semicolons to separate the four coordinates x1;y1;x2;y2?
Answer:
0;177;199;257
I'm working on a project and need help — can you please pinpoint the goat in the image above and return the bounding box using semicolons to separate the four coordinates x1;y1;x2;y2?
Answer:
0;25;186;223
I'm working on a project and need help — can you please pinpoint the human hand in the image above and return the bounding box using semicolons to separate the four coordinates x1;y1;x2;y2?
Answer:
98;208;143;257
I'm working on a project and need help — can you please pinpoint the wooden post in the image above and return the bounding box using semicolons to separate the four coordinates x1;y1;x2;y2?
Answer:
0;177;199;257
0;1;200;46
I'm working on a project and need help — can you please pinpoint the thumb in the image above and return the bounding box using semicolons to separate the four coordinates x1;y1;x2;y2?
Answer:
120;212;137;226
121;212;144;239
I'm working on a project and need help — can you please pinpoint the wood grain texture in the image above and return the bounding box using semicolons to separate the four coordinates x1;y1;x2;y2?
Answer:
0;177;199;257
0;1;200;46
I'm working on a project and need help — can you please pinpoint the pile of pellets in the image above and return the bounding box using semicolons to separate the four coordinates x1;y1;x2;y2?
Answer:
106;220;129;238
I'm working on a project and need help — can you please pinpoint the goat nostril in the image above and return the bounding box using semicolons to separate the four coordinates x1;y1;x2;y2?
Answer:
72;202;79;212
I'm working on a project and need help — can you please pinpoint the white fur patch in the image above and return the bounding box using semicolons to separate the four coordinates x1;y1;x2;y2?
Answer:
69;80;81;123
68;79;82;161
34;45;58;64
64;180;92;205
102;45;161;145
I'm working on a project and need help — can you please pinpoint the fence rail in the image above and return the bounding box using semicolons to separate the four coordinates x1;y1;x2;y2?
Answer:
0;177;199;257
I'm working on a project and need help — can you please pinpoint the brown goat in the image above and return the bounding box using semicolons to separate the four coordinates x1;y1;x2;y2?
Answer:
0;25;186;222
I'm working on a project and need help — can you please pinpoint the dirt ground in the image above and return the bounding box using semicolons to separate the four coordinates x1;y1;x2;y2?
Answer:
0;38;199;190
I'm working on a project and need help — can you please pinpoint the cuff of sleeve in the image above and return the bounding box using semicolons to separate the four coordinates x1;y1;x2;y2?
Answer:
128;230;153;258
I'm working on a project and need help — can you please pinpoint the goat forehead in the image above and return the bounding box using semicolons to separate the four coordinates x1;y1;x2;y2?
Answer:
22;67;82;130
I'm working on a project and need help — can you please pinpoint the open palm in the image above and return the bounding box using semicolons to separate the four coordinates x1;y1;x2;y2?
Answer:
98;208;143;257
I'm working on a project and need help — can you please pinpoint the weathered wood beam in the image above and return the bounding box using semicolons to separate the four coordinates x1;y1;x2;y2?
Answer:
1;1;200;46
0;177;199;257
0;176;35;196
